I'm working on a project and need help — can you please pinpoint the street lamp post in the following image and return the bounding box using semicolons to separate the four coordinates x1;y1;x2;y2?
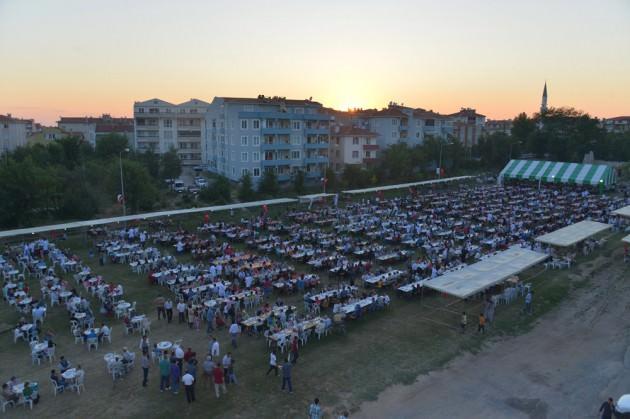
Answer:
119;148;130;217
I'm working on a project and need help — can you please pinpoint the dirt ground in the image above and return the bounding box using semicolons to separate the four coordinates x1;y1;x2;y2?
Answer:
355;255;630;419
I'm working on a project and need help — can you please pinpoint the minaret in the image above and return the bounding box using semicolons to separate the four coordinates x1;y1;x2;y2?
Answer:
540;82;548;114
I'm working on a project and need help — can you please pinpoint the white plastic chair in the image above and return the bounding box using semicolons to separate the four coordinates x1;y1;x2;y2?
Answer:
87;337;98;351
1;400;14;412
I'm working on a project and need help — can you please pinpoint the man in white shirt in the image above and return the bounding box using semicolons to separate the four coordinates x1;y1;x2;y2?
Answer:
176;301;186;324
182;372;195;403
228;322;240;349
210;337;220;360
265;350;278;376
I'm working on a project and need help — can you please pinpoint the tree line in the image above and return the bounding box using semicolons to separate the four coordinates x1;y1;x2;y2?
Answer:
0;134;181;228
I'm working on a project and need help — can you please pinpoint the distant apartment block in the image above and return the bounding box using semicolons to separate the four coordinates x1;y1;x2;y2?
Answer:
0;114;29;153
483;119;513;136
205;96;331;182
601;116;630;134
58;114;134;147
133;99;207;166
448;108;486;147
330;125;378;173
27;126;71;145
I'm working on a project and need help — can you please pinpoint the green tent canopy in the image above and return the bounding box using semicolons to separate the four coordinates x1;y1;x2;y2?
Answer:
499;160;616;187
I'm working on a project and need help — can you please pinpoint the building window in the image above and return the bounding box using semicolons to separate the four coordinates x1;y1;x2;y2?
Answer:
242;168;249;176
352;137;359;145
365;151;371;158
335;138;339;145
252;135;260;146
231;151;235;161
240;119;248;130
291;134;301;145
149;108;159;113
241;152;248;162
335;150;340;157
392;119;399;126
292;121;301;130
232;167;236;176
252;151;260;162
253;168;261;177
252;120;260;129
294;107;304;114
392;131;398;138
352;151;359;158
241;136;248;146
291;150;301;160
137;108;144;113
220;135;225;144
164;119;172;128
164;131;173;139
243;105;254;112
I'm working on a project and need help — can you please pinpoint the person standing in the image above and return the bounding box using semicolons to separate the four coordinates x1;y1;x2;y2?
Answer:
141;352;150;387
182;371;195;403
206;307;215;334
599;397;615;419
213;362;227;398
177;300;186;324
164;299;173;323
524;290;533;314
478;313;486;334
175;345;185;374
309;398;322;419
210;337;220;360
159;355;170;392
229;321;240;349
170;359;180;395
266;350;278;376
154;295;165;321
290;336;299;364
281;358;293;393
460;312;467;334
222;353;232;384
228;356;238;385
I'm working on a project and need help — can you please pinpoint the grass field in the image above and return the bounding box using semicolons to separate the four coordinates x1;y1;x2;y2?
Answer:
0;215;618;418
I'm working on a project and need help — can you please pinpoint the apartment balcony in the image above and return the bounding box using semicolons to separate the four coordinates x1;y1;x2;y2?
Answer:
304;128;329;135
363;144;379;151
304;142;329;149
262;159;292;166
261;127;292;135
261;142;298;151
304;156;328;164
239;111;330;121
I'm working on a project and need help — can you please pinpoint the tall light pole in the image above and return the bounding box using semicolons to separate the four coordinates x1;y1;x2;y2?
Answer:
437;138;452;179
119;148;130;217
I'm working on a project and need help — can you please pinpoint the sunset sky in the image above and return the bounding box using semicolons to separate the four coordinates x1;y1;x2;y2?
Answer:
1;0;628;125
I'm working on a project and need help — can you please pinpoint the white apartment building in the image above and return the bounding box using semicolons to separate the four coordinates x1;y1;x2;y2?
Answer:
330;125;379;173
0;114;29;154
133;99;208;166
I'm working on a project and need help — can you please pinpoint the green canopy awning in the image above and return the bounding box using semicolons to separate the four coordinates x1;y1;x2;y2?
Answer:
499;160;616;186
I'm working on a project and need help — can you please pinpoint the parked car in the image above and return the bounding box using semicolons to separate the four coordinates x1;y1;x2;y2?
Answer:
193;165;203;172
173;180;186;193
188;186;200;194
195;178;208;188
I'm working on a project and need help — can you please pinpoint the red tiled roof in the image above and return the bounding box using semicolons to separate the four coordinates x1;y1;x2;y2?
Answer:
59;115;133;125
220;96;322;106
413;109;444;119
333;126;378;136
447;108;486;118
0;114;31;124
358;108;407;118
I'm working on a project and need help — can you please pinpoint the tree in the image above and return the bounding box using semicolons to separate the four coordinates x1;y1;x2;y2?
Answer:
137;148;160;180
293;170;305;195
238;173;255;202
342;165;369;188
199;175;232;204
324;167;337;192
258;170;279;196
95;134;129;159
379;143;414;181
160;147;182;180
106;159;159;213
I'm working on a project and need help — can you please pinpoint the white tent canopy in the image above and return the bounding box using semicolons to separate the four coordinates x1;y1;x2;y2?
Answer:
342;176;472;195
0;198;298;240
423;246;549;299
613;205;630;218
535;220;611;247
622;234;630;244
